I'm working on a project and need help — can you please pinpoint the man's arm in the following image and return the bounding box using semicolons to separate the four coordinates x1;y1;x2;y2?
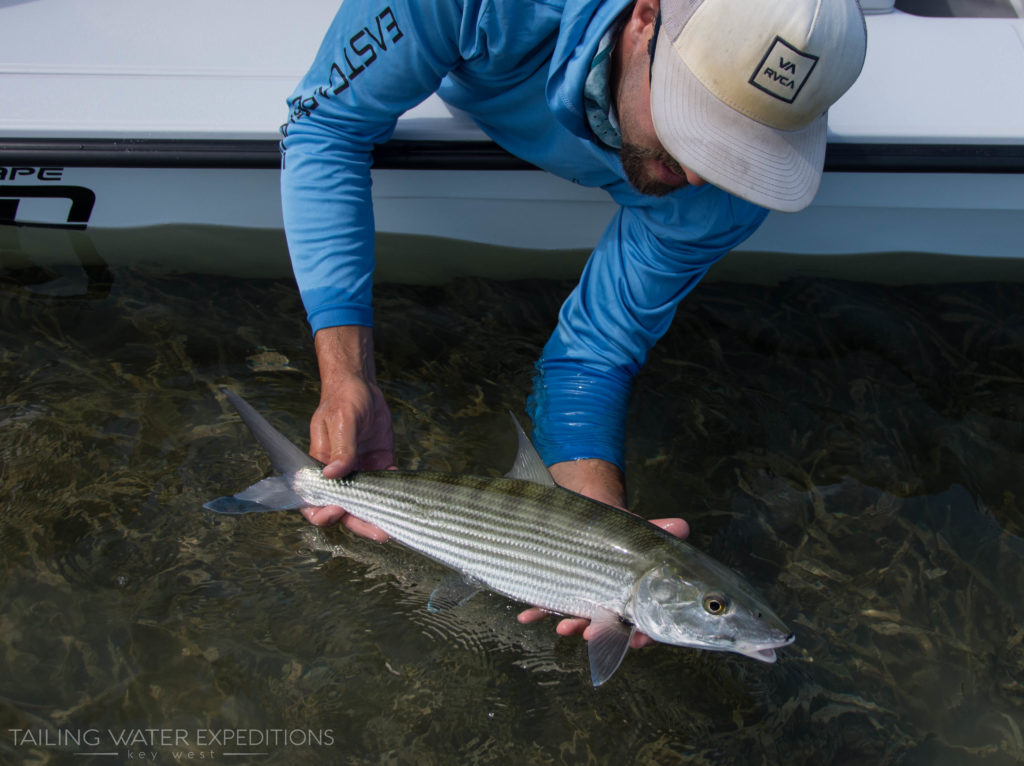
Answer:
281;0;465;335
518;191;765;639
528;195;768;473
300;326;394;537
281;0;465;514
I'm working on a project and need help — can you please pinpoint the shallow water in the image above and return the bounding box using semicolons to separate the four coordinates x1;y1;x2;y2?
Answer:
1;264;1022;765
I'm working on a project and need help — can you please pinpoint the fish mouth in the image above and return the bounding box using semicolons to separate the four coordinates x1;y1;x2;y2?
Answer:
736;633;796;663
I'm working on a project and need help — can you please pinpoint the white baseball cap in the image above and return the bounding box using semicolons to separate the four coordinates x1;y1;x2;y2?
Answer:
650;0;867;212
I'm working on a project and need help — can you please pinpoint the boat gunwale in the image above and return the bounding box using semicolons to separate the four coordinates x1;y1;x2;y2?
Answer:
2;138;1024;174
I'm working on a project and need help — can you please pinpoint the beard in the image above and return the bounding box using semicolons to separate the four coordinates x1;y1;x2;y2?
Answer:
619;142;689;198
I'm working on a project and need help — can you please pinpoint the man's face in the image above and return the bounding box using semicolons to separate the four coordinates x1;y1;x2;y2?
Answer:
615;7;706;197
619;139;692;198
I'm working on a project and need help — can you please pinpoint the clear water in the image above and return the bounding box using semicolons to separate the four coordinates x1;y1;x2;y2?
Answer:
1;264;1022;765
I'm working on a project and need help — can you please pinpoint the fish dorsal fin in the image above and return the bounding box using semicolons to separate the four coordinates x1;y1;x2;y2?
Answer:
221;388;318;476
587;607;635;687
504;412;556;487
427;573;483;612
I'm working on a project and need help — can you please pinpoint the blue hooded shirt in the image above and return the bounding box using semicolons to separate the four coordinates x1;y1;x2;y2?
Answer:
280;0;768;470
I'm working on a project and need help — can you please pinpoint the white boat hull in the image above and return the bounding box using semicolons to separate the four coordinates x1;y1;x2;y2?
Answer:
2;1;1023;281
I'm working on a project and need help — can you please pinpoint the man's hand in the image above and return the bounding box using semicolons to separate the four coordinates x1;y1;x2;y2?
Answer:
302;326;394;539
517;458;690;647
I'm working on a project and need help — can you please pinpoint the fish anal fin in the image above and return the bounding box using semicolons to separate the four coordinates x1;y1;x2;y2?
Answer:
427;573;483;613
586;607;635;687
504;411;556;487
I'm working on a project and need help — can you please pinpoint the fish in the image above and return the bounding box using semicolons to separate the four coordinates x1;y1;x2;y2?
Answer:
205;389;795;686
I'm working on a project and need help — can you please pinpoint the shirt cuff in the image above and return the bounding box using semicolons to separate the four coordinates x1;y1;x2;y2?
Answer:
526;358;632;471
306;303;374;335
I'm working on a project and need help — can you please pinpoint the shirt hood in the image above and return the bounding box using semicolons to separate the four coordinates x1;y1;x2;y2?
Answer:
546;0;634;141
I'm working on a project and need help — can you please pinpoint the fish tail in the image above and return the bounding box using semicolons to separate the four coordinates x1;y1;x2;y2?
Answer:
204;389;318;515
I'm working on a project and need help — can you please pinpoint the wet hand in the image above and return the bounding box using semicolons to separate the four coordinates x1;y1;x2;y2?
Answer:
301;502;392;542
310;375;394;477
523;459;692;642
516;517;690;645
302;385;394;537
303;327;395;538
301;375;394;537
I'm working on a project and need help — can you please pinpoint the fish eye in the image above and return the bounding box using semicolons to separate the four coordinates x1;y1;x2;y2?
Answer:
702;594;729;616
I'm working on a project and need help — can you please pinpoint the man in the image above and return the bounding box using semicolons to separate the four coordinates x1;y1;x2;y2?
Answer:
280;0;866;640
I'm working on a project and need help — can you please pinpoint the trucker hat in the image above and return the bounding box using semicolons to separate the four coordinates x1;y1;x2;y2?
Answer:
650;0;867;212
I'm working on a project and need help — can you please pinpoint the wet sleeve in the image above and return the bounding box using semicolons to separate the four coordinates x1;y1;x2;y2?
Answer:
280;0;474;333
527;190;768;469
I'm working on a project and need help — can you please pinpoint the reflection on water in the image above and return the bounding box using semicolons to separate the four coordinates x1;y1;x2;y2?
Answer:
1;265;1023;765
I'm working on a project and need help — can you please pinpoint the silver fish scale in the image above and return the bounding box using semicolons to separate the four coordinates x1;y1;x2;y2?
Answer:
292;467;673;618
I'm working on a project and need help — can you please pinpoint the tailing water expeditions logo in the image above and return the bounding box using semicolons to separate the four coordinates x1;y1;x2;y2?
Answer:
8;726;335;761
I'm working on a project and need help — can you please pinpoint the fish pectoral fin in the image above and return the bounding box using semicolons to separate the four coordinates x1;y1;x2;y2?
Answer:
504;411;556;487
427;573;484;612
586;607;635;687
203;476;304;514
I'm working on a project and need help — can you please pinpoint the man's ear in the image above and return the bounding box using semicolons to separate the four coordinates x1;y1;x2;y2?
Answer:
626;0;660;38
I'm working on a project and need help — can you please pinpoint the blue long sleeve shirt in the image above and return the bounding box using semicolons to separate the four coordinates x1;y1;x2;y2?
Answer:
281;0;768;469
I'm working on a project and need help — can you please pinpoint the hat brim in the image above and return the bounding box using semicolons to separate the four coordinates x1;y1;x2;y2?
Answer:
650;28;827;214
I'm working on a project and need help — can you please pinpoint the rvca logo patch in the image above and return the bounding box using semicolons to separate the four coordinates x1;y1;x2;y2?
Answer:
749;36;818;103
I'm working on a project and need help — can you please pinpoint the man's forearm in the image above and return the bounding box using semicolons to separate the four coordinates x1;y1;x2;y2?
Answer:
314;325;377;387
